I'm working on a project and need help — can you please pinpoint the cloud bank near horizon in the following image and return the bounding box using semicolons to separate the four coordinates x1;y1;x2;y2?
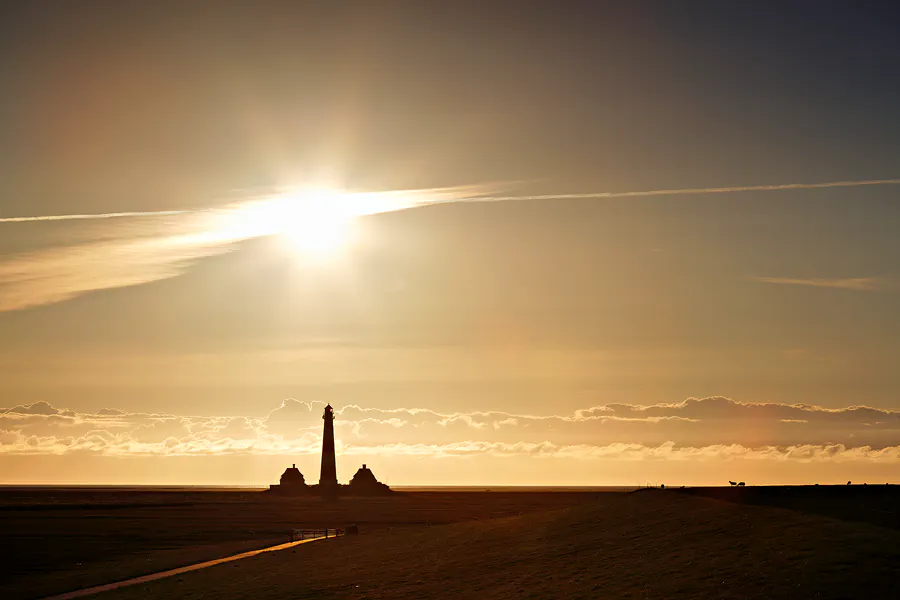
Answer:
2;396;897;461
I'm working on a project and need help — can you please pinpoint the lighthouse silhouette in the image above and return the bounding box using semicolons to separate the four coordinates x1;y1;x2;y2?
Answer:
319;404;338;489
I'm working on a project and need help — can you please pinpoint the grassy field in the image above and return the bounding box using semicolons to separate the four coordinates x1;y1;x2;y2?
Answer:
679;484;900;529
0;488;604;599
3;487;898;599
89;490;900;600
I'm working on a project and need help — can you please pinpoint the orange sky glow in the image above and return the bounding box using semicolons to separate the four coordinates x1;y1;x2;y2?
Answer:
2;3;899;486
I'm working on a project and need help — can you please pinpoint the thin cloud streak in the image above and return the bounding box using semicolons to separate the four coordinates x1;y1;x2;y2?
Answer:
0;210;248;311
446;177;900;205
750;276;884;291
0;185;491;224
2;177;900;224
0;210;190;223
0;186;490;311
2;177;899;311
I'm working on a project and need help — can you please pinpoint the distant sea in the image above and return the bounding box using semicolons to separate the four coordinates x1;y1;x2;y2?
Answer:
393;486;634;492
0;485;633;492
0;485;269;492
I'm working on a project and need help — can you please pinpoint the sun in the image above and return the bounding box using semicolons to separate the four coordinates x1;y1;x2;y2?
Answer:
216;185;430;259
270;189;356;258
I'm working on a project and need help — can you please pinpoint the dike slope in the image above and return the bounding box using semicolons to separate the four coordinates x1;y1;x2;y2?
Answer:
94;490;900;599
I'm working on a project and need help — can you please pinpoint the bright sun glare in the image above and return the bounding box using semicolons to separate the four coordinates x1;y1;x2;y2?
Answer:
269;189;356;257
215;185;441;258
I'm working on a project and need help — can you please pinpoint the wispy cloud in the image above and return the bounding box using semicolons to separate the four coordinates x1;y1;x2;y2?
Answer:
749;276;884;291
3;177;900;223
0;186;491;311
3;177;899;311
0;211;242;312
0;185;491;224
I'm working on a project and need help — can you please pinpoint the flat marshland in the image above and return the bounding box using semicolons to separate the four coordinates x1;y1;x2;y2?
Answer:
2;487;898;599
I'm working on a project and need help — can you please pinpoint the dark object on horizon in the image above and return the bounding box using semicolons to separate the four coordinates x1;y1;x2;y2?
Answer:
345;524;359;535
737;482;745;487
729;481;737;486
348;463;392;495
320;404;338;489
848;481;852;485
660;484;665;489
268;464;308;495
267;404;392;497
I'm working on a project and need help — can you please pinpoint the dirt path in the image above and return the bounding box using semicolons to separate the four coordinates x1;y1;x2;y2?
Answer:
40;535;332;600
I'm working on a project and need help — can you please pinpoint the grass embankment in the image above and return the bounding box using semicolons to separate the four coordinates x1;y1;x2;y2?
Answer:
0;489;603;599
95;490;899;600
679;484;900;529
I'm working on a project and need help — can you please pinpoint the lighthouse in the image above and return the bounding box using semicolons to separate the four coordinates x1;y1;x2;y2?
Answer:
319;404;338;488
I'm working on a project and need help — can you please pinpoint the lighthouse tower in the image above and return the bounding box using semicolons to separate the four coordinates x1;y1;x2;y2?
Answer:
319;404;338;487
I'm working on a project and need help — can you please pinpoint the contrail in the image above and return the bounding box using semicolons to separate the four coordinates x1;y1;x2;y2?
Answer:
0;209;190;223
2;177;900;223
449;177;900;204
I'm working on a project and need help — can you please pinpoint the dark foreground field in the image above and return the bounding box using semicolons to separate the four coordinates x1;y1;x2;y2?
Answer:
681;484;900;529
3;487;899;599
0;488;603;599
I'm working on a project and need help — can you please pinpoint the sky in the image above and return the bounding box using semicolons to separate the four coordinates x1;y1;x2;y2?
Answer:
1;2;899;485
